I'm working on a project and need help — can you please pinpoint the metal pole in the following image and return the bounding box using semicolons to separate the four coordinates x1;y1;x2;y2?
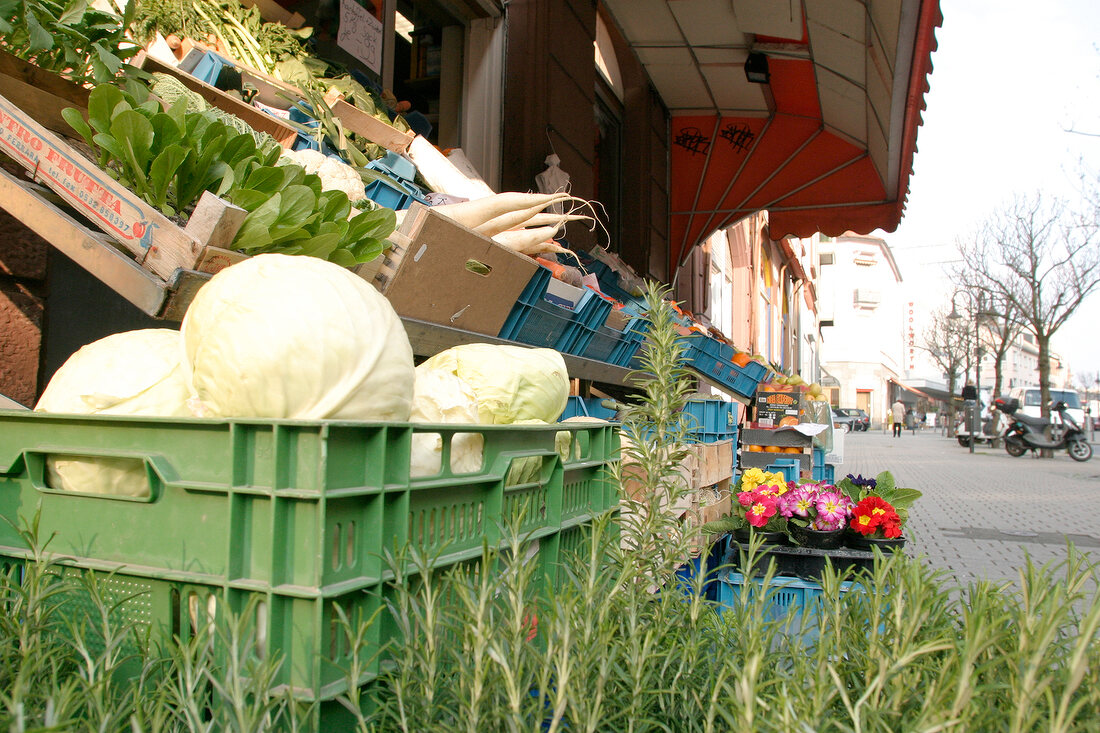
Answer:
970;308;976;454
970;294;981;454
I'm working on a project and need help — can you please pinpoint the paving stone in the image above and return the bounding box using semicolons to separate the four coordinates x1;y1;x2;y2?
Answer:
838;429;1100;587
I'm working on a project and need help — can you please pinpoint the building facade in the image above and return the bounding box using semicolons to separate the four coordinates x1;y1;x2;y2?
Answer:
818;233;906;429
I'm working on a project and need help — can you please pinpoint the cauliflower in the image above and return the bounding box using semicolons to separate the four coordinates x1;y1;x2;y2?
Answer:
279;149;366;202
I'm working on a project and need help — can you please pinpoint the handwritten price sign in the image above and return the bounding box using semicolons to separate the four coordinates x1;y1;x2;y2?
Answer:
338;0;383;75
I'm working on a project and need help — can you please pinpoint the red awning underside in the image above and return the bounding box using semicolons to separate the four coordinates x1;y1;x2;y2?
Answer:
668;1;941;270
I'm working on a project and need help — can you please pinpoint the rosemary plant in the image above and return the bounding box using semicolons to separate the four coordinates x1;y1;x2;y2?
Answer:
1;284;1100;731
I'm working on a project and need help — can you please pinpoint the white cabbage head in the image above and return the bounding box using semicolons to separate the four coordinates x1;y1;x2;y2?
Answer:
181;254;414;420
34;329;192;497
420;344;568;425
409;367;483;477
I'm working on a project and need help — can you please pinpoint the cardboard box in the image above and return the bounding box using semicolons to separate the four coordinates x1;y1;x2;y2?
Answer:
753;385;807;428
372;204;538;336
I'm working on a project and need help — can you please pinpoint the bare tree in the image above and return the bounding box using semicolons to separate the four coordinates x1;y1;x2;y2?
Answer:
955;192;1100;420
977;291;1025;400
921;307;969;434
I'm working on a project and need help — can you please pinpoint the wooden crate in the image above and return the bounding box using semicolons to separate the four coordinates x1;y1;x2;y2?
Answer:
693;439;734;487
0;90;205;281
134;53;300;149
0;50;89;137
682;482;732;557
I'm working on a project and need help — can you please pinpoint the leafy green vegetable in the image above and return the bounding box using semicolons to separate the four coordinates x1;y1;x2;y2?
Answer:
68;82;396;265
1;0;136;85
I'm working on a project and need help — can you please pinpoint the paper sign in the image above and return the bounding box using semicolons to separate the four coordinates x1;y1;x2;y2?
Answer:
337;0;384;75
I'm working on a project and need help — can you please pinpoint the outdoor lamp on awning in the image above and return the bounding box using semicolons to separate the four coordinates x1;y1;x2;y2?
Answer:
744;52;770;84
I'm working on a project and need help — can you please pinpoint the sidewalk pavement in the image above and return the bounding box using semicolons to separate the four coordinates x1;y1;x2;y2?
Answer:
838;429;1100;587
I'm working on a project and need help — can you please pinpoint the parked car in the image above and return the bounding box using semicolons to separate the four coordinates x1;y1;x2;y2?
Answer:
831;407;855;432
836;408;870;431
1005;388;1086;429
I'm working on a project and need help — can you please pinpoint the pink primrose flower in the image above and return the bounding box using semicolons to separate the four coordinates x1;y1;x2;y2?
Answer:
746;495;777;527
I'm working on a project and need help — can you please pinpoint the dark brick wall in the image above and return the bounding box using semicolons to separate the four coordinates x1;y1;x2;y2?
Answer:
0;210;48;407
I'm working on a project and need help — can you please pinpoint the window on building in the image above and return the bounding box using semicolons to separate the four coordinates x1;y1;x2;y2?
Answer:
594;92;622;253
708;230;733;337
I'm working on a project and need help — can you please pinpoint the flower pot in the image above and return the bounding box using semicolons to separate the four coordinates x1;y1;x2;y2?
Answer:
788;523;846;550
846;533;907;552
733;527;787;546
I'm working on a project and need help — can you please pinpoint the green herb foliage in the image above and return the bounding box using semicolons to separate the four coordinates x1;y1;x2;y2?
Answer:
129;0;313;77
2;289;1099;730
0;0;137;85
65;82;394;265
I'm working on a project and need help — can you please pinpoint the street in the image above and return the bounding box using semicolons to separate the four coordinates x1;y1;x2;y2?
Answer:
839;428;1100;586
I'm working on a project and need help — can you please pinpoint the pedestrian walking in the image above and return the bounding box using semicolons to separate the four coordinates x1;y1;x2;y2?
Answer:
891;399;906;438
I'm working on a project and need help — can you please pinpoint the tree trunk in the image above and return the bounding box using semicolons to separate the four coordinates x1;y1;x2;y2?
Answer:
992;350;1005;402
946;372;958;437
1037;333;1054;458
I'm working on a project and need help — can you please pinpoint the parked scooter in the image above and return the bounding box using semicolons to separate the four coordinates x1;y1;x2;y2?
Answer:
993;397;1092;462
955;411;1004;447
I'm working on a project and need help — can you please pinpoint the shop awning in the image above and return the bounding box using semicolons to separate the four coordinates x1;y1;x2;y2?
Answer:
890;377;932;400
603;0;941;271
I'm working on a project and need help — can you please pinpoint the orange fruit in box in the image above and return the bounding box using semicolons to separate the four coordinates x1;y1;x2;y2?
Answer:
763;445;782;453
746;445;764;452
732;352;752;367
782;446;802;454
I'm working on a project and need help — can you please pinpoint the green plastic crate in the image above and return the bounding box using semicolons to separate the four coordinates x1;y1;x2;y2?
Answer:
0;411;619;713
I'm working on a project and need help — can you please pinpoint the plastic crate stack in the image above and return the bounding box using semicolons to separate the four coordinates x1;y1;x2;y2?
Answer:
811;447;835;483
678;335;769;400
559;395;618;421
499;266;611;353
682;397;737;445
0;412;619;729
577;301;651;367
362;151;429;210
501;264;654;363
717;569;862;644
739;426;812;481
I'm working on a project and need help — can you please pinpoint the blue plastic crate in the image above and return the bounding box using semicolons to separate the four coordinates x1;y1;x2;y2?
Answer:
579;324;628;364
366;151;417;181
190;52;235;87
723;361;766;399
684;399;735;433
364;178;414;210
672;537;727;602
499;267;597;352
766;459;800;484
716;571;860;643
559;396;617;421
561;292;612;357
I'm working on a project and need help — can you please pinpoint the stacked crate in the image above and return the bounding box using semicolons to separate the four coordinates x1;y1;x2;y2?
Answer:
0;412;618;727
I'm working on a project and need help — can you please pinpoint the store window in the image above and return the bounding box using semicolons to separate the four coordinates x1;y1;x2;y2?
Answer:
708;229;733;337
594;92;622;253
392;1;465;147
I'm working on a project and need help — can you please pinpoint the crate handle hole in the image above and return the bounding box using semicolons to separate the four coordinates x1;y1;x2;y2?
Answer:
255;601;268;659
332;523;342;571
346;521;355;568
449;433;484;473
464;259;492;276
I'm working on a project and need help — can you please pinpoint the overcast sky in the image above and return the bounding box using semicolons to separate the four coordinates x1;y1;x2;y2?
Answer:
878;0;1100;385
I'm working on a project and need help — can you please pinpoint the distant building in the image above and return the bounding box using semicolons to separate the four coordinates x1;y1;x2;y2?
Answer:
702;212;822;414
816;233;905;429
980;330;1069;392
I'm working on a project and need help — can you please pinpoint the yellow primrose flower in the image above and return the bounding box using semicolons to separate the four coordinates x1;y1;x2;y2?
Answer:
743;468;766;484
